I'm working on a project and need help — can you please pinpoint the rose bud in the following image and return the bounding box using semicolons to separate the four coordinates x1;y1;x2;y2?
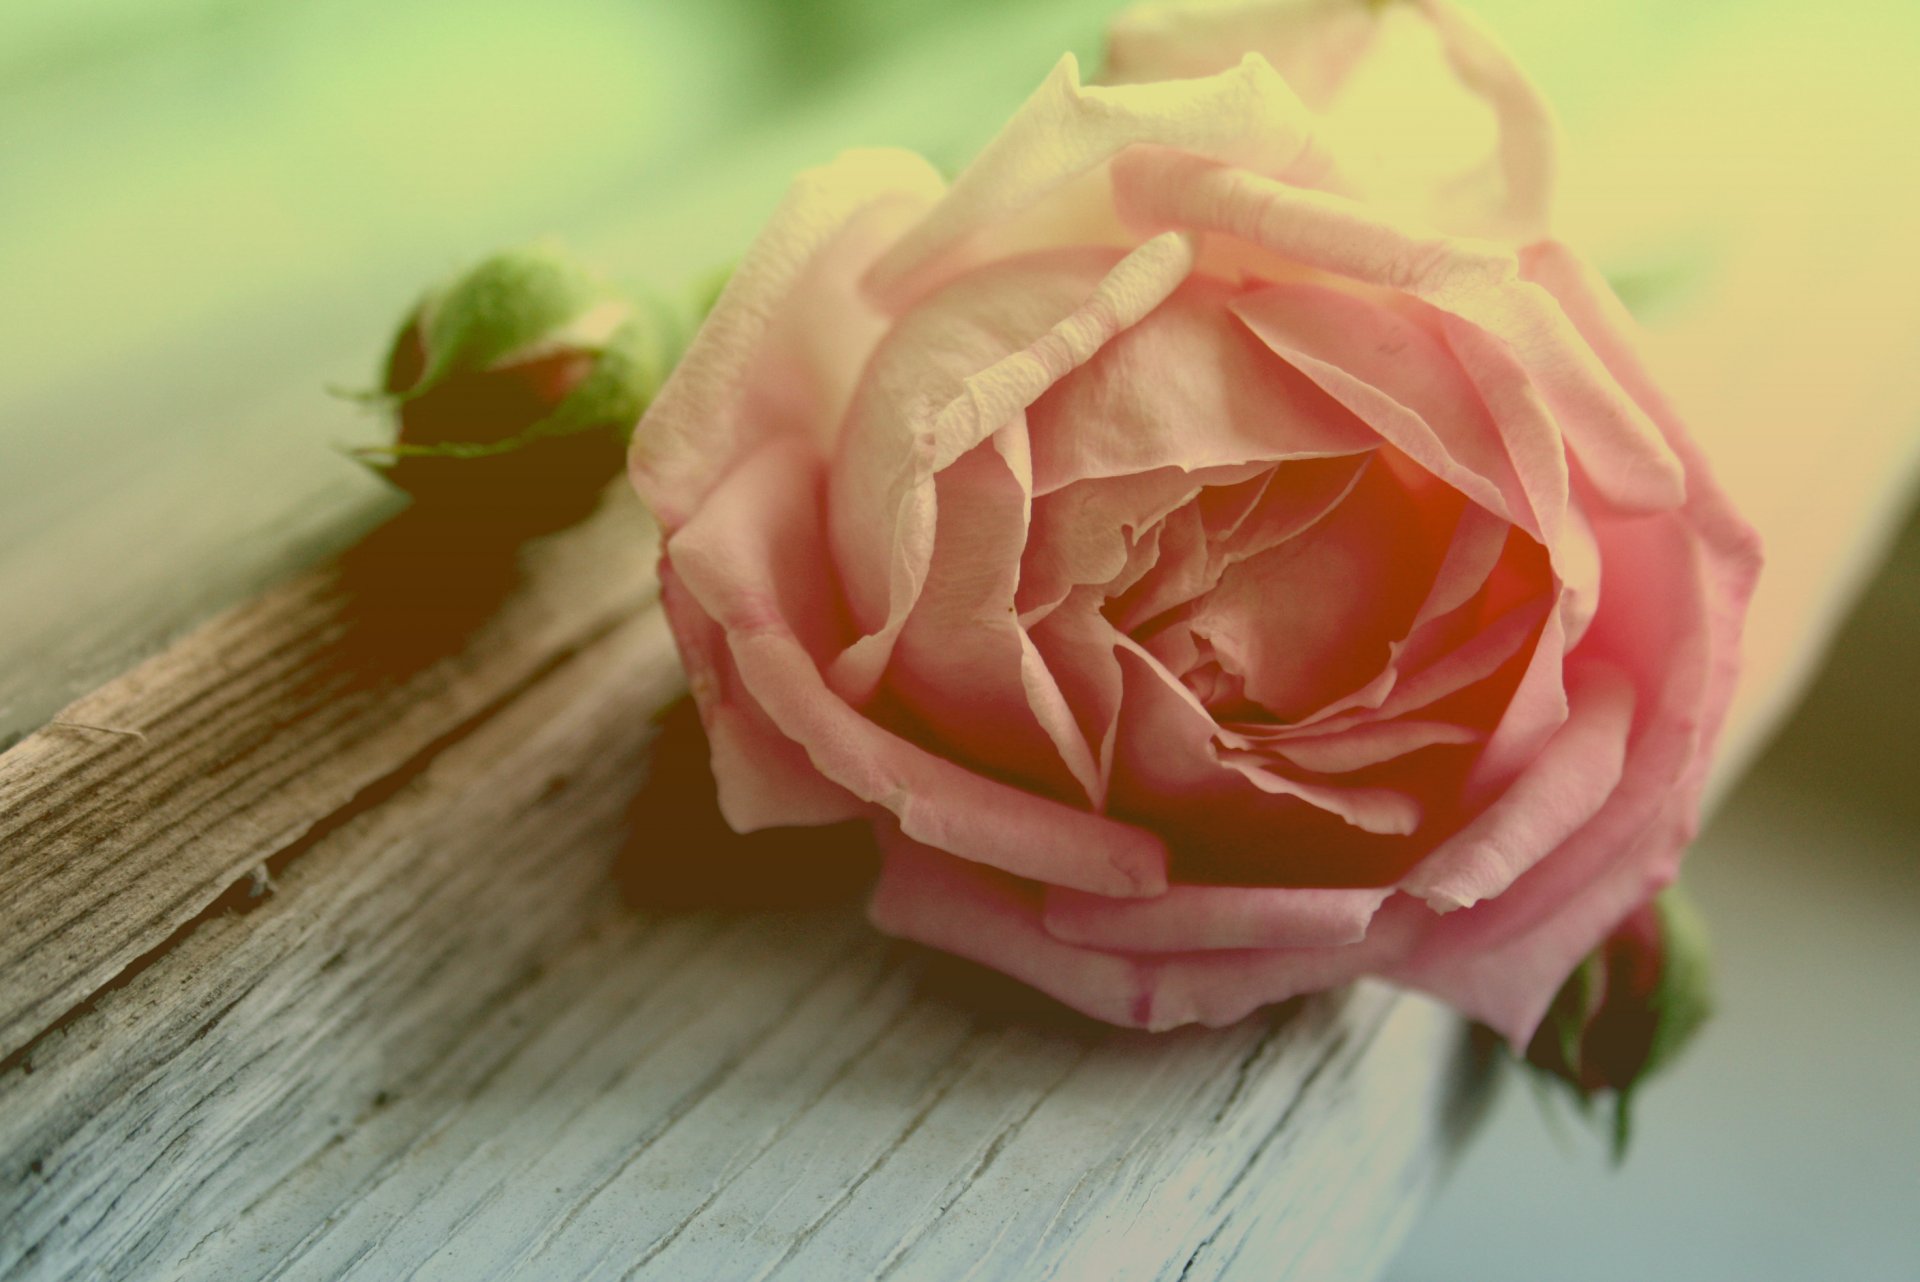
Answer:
629;0;1760;1049
1524;885;1712;1158
359;243;677;533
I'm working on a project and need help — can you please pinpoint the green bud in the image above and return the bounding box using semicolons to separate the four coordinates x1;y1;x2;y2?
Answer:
413;242;609;394
352;241;681;533
1522;884;1714;1160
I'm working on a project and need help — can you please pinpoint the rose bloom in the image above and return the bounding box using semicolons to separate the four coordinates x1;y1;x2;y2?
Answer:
630;0;1759;1044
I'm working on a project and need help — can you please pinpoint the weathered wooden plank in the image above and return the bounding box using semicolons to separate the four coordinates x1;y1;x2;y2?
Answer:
1;697;1478;1282
0;494;660;1063
0;500;1484;1282
0;596;688;1278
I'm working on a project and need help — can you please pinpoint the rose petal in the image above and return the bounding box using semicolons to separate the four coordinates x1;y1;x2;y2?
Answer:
1218;752;1423;837
1231;281;1527;532
1279;587;1547;742
1411;500;1514;630
889;432;1102;805
1113;639;1421;839
1404;0;1558;238
865;52;1337;310
1025;271;1376;496
1190;457;1433;720
1399;660;1635;911
1464;598;1569;795
870;833;1424;1030
828;235;1199;706
1110;503;1210;634
1265;718;1483;775
1027;589;1129;804
659;563;866;831
676;436;1169;899
1434;311;1569;553
1043;882;1394;952
632;148;945;531
1393;507;1745;1044
1376;594;1550;723
1107;0;1557;240
1109;147;1688;514
1520;240;1763;740
1018;461;1267;621
1104;0;1381;109
1110;453;1373;632
1387;239;1758;1046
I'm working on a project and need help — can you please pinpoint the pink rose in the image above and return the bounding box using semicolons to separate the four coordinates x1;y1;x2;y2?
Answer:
629;0;1760;1045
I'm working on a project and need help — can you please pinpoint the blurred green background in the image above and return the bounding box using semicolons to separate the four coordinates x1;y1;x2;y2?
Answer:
4;0;1905;740
0;0;1120;740
2;2;1916;1278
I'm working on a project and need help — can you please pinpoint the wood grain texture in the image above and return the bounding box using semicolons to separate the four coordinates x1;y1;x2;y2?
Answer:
0;494;660;1064
0;492;1487;1280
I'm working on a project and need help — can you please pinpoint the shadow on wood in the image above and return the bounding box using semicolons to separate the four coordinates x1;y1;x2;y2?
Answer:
615;696;880;912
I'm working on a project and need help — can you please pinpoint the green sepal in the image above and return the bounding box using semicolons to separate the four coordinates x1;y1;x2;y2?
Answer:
1543;951;1603;1077
1603;888;1712;1159
1517;884;1714;1163
1641;883;1714;1079
348;297;680;471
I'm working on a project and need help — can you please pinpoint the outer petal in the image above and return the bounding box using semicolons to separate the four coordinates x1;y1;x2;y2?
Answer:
1520;238;1763;769
865;52;1338;310
1105;0;1381;108
870;832;1424;1031
1404;0;1558;238
1109;147;1688;514
1106;0;1557;239
659;562;866;832
1231;281;1526;534
631;148;945;531
1397;660;1634;911
1044;882;1394;952
1381;240;1758;1047
674;434;1169;899
1392;509;1745;1045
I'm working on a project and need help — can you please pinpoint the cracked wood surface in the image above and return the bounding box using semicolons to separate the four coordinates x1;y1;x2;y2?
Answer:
0;491;1486;1280
0;495;660;1065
